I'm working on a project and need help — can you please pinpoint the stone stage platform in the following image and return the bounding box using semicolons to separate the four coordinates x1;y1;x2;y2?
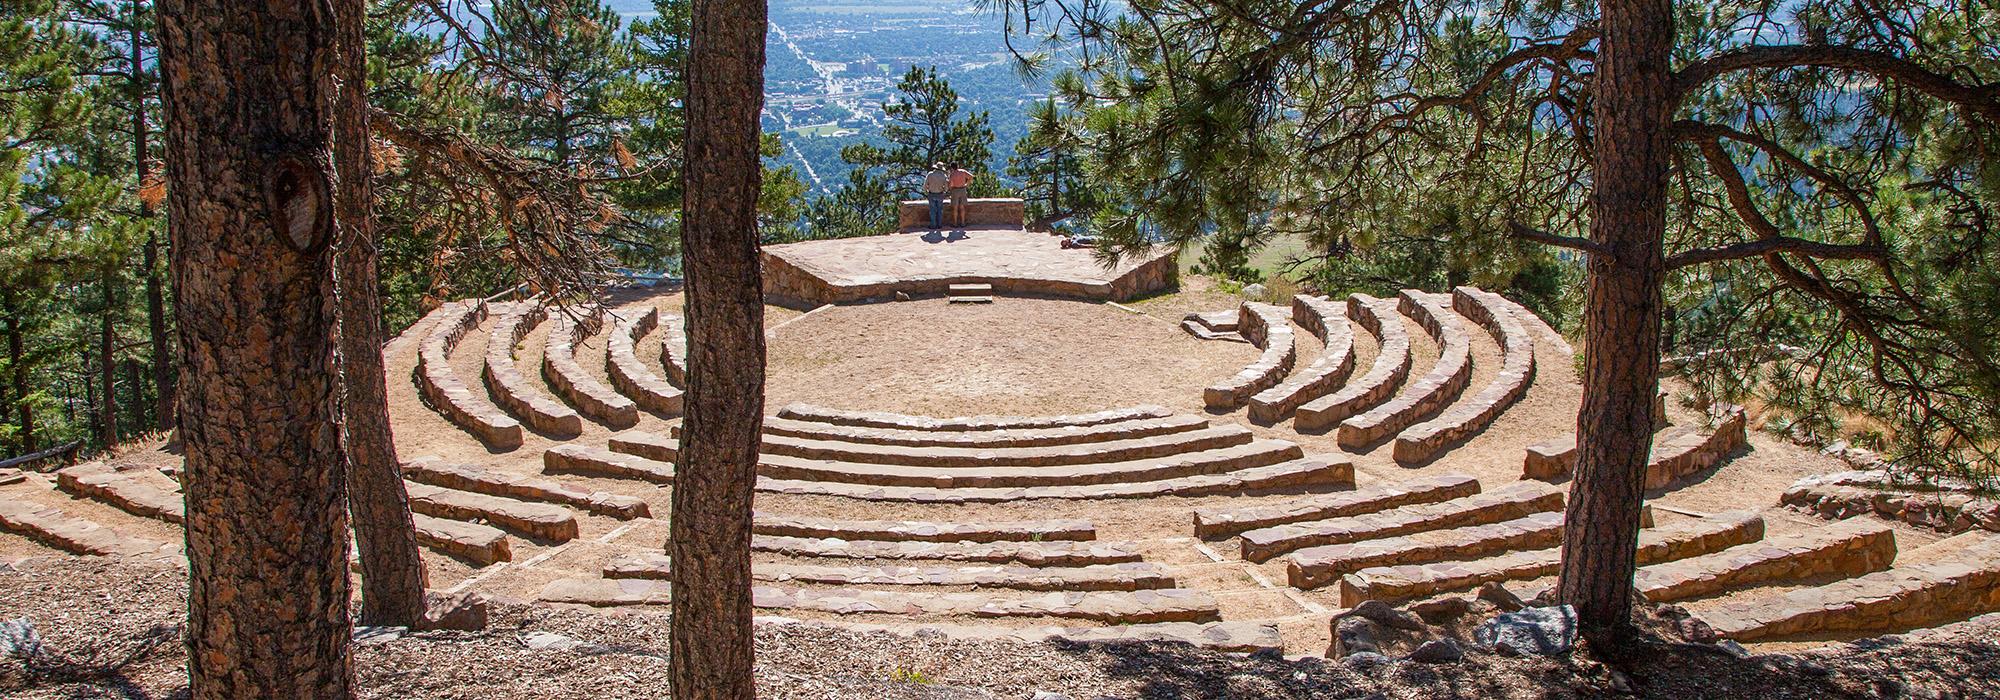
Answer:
761;228;1179;307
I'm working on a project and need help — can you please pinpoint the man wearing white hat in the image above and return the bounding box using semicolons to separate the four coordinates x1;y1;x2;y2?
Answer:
922;162;950;231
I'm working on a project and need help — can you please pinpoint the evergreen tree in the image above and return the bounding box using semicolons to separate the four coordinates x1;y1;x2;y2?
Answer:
810;66;997;239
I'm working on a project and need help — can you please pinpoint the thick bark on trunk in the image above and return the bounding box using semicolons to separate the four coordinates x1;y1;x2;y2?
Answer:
670;0;768;696
158;1;356;696
331;0;428;628
99;275;118;447
1557;0;1674;645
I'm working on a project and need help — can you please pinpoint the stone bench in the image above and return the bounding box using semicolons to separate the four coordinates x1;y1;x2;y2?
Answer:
1632;518;1895;603
751;512;1095;542
895;197;1025;231
776;403;1176;432
55;462;185;524
1247;295;1358;424
1390;287;1538;464
1523;405;1747;486
542;310;640;428
605;554;1174;592
1695;532;2000;642
738;424;1256;469
414;301;523;449
1492;294;1572;355
1203;302;1297;409
481;302;584;436
1337;510;1766;605
0;499;180;559
612;430;1305;488
544;577;1220;624
758;414;1212;449
605;306;684;415
754;455;1352;503
1287;512;1568;590
1294;294;1412;431
1337;291;1473;449
1192;473;1481;539
1238;481;1565;562
658;312;689;387
404;482;579;543
1181;309;1247;342
542;445;676;485
749;534;1144;566
411;513;511;565
402;458;649;519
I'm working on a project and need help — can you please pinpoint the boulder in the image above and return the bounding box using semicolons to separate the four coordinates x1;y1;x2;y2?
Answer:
1332;616;1382;657
419;590;489;632
1339;599;1425;631
1409;596;1472;625
1473;605;1578;657
1406;639;1463;664
1477;581;1526;612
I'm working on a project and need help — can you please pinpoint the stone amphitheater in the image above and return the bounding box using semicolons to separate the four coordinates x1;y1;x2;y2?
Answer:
4;257;1998;659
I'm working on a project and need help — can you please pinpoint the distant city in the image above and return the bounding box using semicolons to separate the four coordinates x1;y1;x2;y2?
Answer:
607;0;1053;194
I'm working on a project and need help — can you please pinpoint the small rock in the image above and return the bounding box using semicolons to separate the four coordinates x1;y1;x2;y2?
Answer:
521;631;584;652
1405;639;1463;664
1241;283;1268;299
419;590;489;632
1716;639;1751;658
353;626;405;645
1031;692;1071;700
1340;600;1426;631
1333;617;1382;657
1476;582;1526;612
1410;596;1472;625
894;291;913;302
1473;605;1578;657
1341;651;1392;670
1249;647;1284;661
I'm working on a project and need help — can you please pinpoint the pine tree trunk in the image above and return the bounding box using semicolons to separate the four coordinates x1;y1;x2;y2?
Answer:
1556;0;1674;645
99;275;119;446
157;1;356;696
134;0;173;432
671;0;768;696
1;291;18;452
331;0;428;628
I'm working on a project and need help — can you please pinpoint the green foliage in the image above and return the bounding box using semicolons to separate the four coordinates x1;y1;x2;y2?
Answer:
809;66;998;239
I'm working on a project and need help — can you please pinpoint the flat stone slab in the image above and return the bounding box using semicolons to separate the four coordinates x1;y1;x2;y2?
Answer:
761;228;1178;305
1694;532;2000;642
402;459;649;519
545;577;1219;623
753;455;1353;503
1239;481;1565;562
749;535;1143;567
1633;517;1896;603
759;414;1212;449
1338;510;1765;605
606;553;1173;591
1287;512;1568;590
55;462;185;524
412;513;511;565
542;445;675;485
743;424;1256;468
405;482;579;542
1193;473;1481;539
0;500;180;559
752;512;1095;542
1295;294;1412;431
947;296;993;304
777;403;1175;432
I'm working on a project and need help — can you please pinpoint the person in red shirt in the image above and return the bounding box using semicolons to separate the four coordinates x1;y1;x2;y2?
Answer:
947;163;974;229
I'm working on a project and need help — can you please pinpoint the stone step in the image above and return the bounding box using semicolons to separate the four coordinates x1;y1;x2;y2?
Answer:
1192;473;1481;539
947;295;994;304
1336;291;1474;449
540;578;1221;623
1693;532;2000;642
1524;405;1747;487
1181;310;1240;332
604;306;683;415
542;310;640;428
613;430;1306;488
605;553;1174;591
1391;287;1537;464
759;414;1212;449
750;534;1143;567
482;302;585;436
1294;294;1413;431
404;482;580;542
411;513;511;566
753;512;1094;542
948;283;993;294
735;424;1257;468
1247;295;1357;424
1238;481;1566;563
0;499;179;559
1203;302;1296;410
402;459;650;519
1632;518;1896;603
1337;510;1766;605
1286;512;1568;590
753;455;1352;503
54;462;185;524
415;300;523;449
1180;319;1249;343
776;403;1175;432
542;445;676;485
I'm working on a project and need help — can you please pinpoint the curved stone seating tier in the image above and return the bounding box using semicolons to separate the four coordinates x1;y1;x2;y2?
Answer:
612;430;1306;488
541;578;1221;624
604;553;1174;592
1694;532;2000;642
732;424;1257;469
1336;291;1473;449
412;513;511;565
657;312;689;387
481;301;584;436
756;456;1353;504
1202;302;1296;409
1286;512;1568;590
543;444;677;484
403;482;580;543
1192;473;1481;539
0;498;180;559
1237;481;1566;563
750;534;1143;566
542;310;640;428
607;306;684;414
758;414;1212;449
1631;518;1895;604
751;513;1096;543
1523;405;1748;487
415;300;523;449
55;462;185;524
401;458;650;519
1491;293;1573;356
1336;510;1765;606
777;403;1174;432
1247;295;1358;424
1390;287;1539;464
1293;294;1412;431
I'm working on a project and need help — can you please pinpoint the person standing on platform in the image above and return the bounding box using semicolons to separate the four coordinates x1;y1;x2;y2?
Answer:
947;162;974;229
923;162;950;231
